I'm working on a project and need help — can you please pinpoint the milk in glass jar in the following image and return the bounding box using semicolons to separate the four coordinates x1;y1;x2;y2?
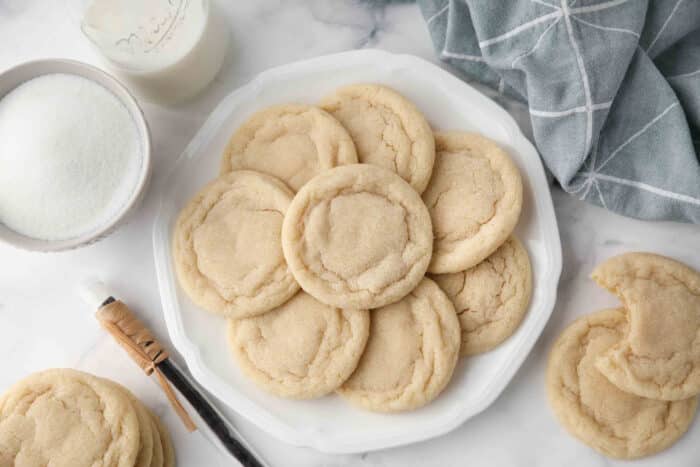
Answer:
82;0;229;103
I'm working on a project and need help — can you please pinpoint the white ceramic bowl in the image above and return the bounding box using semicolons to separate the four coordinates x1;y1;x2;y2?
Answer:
0;59;151;252
153;50;562;453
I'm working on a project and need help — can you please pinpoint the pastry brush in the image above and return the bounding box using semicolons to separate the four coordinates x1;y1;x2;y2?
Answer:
79;279;268;467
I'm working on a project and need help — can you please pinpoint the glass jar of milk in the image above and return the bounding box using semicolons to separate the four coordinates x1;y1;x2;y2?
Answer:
81;0;228;104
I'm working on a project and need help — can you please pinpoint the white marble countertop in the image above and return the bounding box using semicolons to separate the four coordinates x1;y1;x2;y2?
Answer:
1;1;699;466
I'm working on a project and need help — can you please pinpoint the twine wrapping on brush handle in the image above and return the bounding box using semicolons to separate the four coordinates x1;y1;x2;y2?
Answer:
95;300;197;432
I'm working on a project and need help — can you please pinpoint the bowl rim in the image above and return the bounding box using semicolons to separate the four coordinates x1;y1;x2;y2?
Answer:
0;58;151;252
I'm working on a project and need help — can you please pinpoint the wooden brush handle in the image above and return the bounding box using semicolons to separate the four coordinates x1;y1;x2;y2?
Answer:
95;299;196;432
96;299;169;369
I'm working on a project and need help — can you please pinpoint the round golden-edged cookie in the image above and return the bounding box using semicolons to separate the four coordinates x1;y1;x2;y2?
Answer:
547;308;697;459
320;84;435;193
423;132;523;274
0;369;141;467
338;278;461;412
151;412;175;467
592;252;700;401
94;377;155;467
228;291;370;399
173;170;300;319
220;104;358;191
433;236;532;356
282;164;433;310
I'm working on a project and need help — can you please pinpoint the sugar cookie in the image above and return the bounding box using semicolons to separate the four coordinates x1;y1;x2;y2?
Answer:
282;164;433;309
228;291;370;399
423;132;522;274
547;308;697;459
593;253;700;400
0;369;140;467
338;278;461;412
100;378;171;467
433;236;531;356
221;104;358;191
173;170;299;318
320;84;435;193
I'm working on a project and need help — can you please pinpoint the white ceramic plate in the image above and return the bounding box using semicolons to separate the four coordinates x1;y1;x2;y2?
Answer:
153;49;562;454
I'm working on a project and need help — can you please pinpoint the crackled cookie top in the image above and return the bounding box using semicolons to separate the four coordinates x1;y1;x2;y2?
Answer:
546;308;697;459
0;369;141;467
173;170;299;319
282;164;433;309
320;84;435;193
423;132;522;274
228;291;370;399
433;236;532;356
338;278;461;412
592;253;700;401
221;104;358;191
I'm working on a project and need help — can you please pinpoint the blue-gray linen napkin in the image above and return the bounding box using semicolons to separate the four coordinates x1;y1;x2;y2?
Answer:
416;0;700;223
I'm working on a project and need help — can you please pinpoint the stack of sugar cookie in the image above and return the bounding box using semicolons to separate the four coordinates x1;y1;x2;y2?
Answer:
172;83;532;412
547;253;700;459
0;369;174;467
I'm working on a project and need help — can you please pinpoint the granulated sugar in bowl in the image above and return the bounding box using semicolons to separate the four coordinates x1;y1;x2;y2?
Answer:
0;61;150;251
